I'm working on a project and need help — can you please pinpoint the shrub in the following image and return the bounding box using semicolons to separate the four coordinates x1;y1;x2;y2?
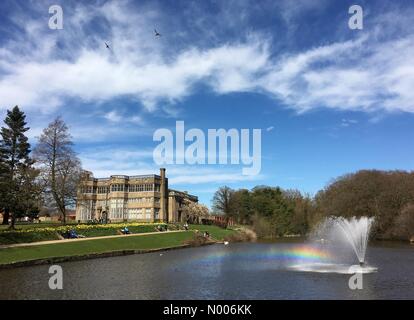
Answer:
183;233;209;247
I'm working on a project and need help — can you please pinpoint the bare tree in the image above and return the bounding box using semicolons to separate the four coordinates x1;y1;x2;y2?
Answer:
392;204;414;240
212;186;234;227
33;117;82;224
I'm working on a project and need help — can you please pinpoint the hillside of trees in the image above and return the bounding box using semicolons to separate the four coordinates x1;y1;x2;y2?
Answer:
212;170;414;241
315;170;414;240
212;186;312;238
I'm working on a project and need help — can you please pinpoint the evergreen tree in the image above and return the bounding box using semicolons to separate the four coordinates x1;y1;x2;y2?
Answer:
0;106;37;228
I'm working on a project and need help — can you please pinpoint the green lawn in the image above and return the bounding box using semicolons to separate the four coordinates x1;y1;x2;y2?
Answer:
0;222;67;231
0;224;237;265
0;231;194;265
0;222;234;245
0;223;168;245
188;224;236;240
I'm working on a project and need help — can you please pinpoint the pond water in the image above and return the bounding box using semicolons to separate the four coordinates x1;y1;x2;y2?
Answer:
0;241;413;299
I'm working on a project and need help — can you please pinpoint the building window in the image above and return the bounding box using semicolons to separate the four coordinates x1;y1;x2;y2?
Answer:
111;184;125;192
79;200;94;220
97;186;108;194
127;197;153;203
128;184;154;192
145;208;152;219
128;208;143;220
81;186;94;194
109;198;126;219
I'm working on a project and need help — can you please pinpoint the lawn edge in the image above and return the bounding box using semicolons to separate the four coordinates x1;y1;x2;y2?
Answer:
0;241;217;269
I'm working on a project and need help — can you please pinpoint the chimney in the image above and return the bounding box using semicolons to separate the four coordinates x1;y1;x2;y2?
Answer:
159;168;168;222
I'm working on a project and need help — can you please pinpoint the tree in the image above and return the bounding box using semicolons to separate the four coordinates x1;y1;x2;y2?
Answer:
283;189;312;235
211;185;312;238
10;164;42;223
315;170;414;239
181;202;209;224
250;186;294;237
212;186;234;217
33;117;82;224
0;106;38;228
392;204;414;240
229;189;253;224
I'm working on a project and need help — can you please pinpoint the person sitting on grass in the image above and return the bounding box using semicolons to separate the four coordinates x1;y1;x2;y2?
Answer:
156;225;164;232
60;229;82;239
120;227;130;235
67;229;78;239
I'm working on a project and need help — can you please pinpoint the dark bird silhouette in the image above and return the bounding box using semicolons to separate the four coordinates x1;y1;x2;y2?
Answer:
105;42;110;49
154;29;161;37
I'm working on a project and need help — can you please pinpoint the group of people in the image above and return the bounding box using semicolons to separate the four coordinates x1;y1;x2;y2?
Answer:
61;229;85;239
61;222;212;240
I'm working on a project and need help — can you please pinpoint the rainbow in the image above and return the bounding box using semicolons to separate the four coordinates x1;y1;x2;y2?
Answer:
279;246;331;261
186;245;332;266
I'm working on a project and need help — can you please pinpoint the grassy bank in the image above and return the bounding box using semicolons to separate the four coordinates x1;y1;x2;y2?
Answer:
188;224;236;240
0;231;194;265
0;222;67;231
0;222;237;245
0;224;239;266
0;222;168;245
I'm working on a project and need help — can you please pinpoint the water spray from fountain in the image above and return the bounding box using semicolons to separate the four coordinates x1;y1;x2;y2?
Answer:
332;216;374;266
290;216;377;274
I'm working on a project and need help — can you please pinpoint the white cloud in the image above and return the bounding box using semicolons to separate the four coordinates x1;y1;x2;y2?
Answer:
169;172;261;185
340;119;358;127
0;1;414;116
79;146;263;185
104;111;122;122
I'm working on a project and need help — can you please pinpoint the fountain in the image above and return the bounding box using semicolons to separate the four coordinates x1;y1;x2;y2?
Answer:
289;216;377;274
330;216;374;266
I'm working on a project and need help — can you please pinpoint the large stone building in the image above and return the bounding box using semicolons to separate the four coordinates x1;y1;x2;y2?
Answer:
76;168;198;223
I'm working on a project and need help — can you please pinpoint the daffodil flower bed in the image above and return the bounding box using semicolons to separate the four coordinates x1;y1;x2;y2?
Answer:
0;223;168;245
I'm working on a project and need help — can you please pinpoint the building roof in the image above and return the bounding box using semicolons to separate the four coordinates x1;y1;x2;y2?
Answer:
168;189;198;201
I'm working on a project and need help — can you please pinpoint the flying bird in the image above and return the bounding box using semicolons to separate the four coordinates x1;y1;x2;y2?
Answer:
105;42;110;49
154;29;161;37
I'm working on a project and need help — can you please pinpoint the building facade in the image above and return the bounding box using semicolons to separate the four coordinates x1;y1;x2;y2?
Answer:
76;168;197;223
168;189;199;223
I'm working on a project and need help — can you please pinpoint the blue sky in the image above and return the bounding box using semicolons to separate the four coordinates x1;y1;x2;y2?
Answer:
1;0;414;206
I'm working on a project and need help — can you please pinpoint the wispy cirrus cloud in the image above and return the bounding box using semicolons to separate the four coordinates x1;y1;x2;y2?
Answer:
1;0;414;117
79;146;263;185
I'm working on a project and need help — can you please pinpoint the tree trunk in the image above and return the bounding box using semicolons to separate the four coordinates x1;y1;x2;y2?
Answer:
2;208;10;225
9;213;16;230
61;207;66;224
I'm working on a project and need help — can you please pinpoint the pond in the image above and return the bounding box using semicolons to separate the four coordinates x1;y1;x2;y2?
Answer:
0;241;413;299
